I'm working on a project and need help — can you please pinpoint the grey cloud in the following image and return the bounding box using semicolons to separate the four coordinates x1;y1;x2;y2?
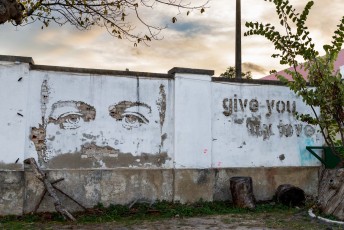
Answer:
167;21;211;36
242;62;267;75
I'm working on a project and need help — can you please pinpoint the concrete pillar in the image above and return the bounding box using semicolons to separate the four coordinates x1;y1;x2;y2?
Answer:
168;68;214;168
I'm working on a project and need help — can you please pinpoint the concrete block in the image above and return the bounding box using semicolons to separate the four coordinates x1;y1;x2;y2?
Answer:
174;169;214;203
0;171;24;215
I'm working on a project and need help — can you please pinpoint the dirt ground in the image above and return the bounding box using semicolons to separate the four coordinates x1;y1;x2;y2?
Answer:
7;211;343;230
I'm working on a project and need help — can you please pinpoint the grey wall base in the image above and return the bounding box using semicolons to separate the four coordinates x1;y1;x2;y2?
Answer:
0;167;319;215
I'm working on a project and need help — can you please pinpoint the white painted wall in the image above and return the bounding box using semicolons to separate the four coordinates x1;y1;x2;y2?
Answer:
24;70;174;169
174;73;212;168
0;60;324;170
0;61;30;167
212;82;322;167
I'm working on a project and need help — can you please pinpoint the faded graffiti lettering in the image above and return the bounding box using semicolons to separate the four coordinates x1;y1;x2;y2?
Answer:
223;97;259;116
266;100;275;117
276;101;285;113
246;115;274;140
295;124;303;137
304;125;316;137
221;96;316;140
249;99;259;112
277;121;294;137
223;97;296;117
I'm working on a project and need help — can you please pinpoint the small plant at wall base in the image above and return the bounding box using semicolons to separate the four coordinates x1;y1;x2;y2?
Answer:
244;0;344;220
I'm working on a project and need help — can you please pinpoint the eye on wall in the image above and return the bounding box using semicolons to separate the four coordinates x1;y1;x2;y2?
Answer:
109;101;151;130
48;101;96;129
54;112;84;129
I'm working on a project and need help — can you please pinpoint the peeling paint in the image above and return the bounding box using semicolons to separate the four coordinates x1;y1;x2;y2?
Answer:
40;78;49;118
157;84;166;128
30;125;46;162
233;117;244;124
45;150;171;169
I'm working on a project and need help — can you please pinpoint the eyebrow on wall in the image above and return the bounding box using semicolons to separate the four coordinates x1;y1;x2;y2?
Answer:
109;101;152;120
49;100;96;122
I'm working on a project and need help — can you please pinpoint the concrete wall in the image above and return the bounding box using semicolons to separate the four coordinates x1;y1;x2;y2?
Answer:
0;56;322;215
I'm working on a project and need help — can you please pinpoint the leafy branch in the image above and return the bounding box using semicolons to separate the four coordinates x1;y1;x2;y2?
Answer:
244;0;344;159
0;0;209;44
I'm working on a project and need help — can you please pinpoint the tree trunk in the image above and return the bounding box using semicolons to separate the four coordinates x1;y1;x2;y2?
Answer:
318;167;344;221
230;177;256;209
24;158;76;221
275;184;305;207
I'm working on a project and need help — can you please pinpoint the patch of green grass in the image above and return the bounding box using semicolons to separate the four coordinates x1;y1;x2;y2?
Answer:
0;200;298;226
1;200;343;230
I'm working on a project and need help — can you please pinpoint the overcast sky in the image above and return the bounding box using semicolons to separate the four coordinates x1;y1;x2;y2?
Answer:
0;0;343;78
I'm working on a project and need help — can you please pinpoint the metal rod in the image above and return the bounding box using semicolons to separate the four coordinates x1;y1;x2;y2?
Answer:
235;0;242;79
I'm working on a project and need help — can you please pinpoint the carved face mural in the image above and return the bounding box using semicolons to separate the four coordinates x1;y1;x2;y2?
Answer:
30;76;169;169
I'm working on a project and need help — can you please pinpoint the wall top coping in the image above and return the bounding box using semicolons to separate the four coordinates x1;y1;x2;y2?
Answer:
0;55;293;86
31;65;174;79
168;67;215;76
212;77;287;86
0;55;35;64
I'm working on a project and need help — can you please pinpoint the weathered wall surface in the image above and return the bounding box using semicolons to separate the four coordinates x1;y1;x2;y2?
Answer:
24;69;174;169
0;61;30;170
0;56;323;215
212;81;322;168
